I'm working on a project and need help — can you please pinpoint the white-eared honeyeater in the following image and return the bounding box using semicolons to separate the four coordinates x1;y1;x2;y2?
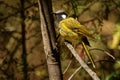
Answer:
53;10;95;68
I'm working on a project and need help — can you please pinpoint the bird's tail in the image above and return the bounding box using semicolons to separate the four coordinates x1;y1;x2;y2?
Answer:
81;41;96;68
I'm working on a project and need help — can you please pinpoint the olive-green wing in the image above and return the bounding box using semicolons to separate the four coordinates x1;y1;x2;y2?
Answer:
59;17;93;38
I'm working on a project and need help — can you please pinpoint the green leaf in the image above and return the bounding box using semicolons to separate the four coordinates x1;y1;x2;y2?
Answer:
114;60;120;69
105;71;120;80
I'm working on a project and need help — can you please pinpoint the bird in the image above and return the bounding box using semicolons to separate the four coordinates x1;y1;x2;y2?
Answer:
53;10;96;68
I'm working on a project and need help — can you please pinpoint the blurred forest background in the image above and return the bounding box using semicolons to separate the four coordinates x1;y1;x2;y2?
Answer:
0;0;120;80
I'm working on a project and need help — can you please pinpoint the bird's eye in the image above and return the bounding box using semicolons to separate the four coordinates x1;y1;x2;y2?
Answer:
61;14;67;19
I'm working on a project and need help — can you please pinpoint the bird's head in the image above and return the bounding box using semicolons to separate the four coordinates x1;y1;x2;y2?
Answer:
53;10;68;22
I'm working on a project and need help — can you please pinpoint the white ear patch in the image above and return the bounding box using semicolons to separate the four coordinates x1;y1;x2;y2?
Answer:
61;14;67;19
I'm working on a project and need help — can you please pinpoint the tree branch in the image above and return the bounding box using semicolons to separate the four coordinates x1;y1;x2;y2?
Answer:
20;0;28;80
65;42;100;80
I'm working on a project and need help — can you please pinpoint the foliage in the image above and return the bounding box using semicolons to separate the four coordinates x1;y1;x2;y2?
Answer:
105;71;120;80
108;21;120;49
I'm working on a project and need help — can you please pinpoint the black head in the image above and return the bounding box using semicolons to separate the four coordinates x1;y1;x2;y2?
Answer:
53;10;68;22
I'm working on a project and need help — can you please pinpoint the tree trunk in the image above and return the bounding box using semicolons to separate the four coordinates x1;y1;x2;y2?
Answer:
38;0;63;80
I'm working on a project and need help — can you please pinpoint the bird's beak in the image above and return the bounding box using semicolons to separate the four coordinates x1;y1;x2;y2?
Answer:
51;12;57;15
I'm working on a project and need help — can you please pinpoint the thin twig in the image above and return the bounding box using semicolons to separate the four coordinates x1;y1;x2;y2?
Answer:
87;60;115;67
89;48;115;60
0;3;38;22
68;66;82;80
94;60;115;63
63;60;72;74
65;42;100;80
78;0;97;16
